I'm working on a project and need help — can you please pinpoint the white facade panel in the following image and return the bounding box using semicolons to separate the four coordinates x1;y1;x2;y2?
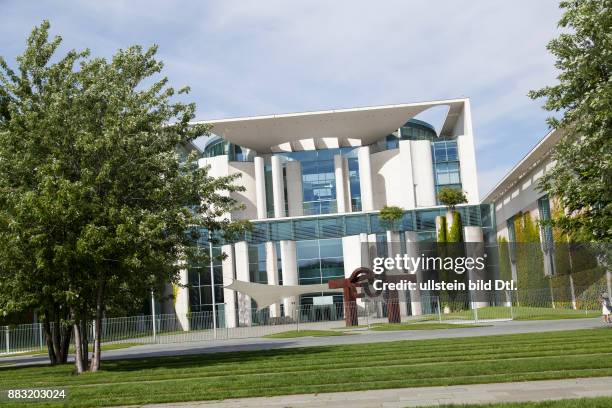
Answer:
228;161;257;220
410;140;436;207
286;161;303;217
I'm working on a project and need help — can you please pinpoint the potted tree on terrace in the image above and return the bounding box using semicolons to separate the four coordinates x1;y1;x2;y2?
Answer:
436;188;468;312
379;205;405;323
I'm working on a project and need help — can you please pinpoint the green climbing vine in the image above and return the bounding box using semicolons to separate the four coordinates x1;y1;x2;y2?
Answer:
514;212;551;306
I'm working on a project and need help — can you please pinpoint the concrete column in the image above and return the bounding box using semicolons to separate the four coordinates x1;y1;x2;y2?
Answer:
341;235;364;277
456;101;480;204
280;240;298;318
464;226;489;308
254;156;267;219
271;155;286;218
410;140;436;207
367;233;378;270
285;161;303;217
405;231;423;316
265;241;281;318
334;154;348;213
340;234;369;315
221;244;237;328
399;140;417;209
359;233;371;268
174;269;190;331
234;241;252;326
357;146;374;211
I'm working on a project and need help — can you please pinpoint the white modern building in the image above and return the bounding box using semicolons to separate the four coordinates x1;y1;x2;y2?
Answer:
178;98;495;327
483;129;563;277
483;128;611;302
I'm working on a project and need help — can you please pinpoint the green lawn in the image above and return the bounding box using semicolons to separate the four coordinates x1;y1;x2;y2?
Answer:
369;322;485;331
420;306;598;322
0;328;610;407
263;329;348;338
440;397;612;407
0;342;144;359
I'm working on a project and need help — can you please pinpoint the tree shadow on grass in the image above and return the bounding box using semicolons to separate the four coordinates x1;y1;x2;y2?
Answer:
0;342;339;376
92;342;340;372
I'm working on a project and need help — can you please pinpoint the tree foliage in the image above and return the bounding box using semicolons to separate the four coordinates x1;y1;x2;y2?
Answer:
0;21;248;372
436;187;467;211
379;205;404;231
436;216;447;243
447;212;463;243
513;213;551;305
529;0;612;242
497;236;513;282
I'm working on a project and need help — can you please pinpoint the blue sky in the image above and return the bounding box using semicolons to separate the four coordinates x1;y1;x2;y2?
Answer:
0;0;563;197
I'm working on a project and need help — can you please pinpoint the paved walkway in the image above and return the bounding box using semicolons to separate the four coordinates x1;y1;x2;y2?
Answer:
125;377;612;407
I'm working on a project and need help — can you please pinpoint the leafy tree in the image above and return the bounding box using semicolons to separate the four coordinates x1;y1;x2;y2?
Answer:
529;0;611;242
436;187;467;212
379;205;404;232
0;22;248;373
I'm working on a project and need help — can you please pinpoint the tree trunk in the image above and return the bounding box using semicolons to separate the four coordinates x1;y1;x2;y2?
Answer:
80;316;89;369
42;318;57;365
52;313;61;361
58;323;71;364
90;283;105;372
72;317;85;374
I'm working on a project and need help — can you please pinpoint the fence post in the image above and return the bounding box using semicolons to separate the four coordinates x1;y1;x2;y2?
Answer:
365;301;370;329
296;305;300;333
509;290;514;320
473;301;479;324
39;323;43;350
436;297;442;323
5;326;9;354
151;290;157;343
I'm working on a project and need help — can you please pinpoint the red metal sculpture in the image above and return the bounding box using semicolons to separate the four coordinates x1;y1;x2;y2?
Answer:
328;268;415;326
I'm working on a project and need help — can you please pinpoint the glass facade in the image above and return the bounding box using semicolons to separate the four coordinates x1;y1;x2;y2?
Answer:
400;119;438;141
376;119;439;151
296;238;344;285
248;244;268;284
301;155;336;215
347;157;361;211
203;136;251;162
188;246;225;314
538;196;554;251
432;140;462;200
240;204;492;244
273;147;360;216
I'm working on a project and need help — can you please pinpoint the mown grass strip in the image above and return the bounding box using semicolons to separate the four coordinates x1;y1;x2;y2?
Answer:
263;329;348;338
369;322;486;330
0;328;609;407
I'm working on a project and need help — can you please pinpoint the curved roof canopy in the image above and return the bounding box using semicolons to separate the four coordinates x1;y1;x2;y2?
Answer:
195;98;468;153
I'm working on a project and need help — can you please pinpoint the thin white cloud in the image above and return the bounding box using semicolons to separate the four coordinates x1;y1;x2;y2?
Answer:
0;0;564;197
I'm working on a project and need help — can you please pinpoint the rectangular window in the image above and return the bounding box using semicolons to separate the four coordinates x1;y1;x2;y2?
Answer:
432;140;462;204
538;196;554;249
188;245;225;316
296;238;344;286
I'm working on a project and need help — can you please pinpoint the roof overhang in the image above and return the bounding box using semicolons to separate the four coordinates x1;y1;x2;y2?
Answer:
194;98;468;153
482;128;564;204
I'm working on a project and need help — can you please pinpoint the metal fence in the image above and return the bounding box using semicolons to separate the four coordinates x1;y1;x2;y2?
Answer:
0;286;607;356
